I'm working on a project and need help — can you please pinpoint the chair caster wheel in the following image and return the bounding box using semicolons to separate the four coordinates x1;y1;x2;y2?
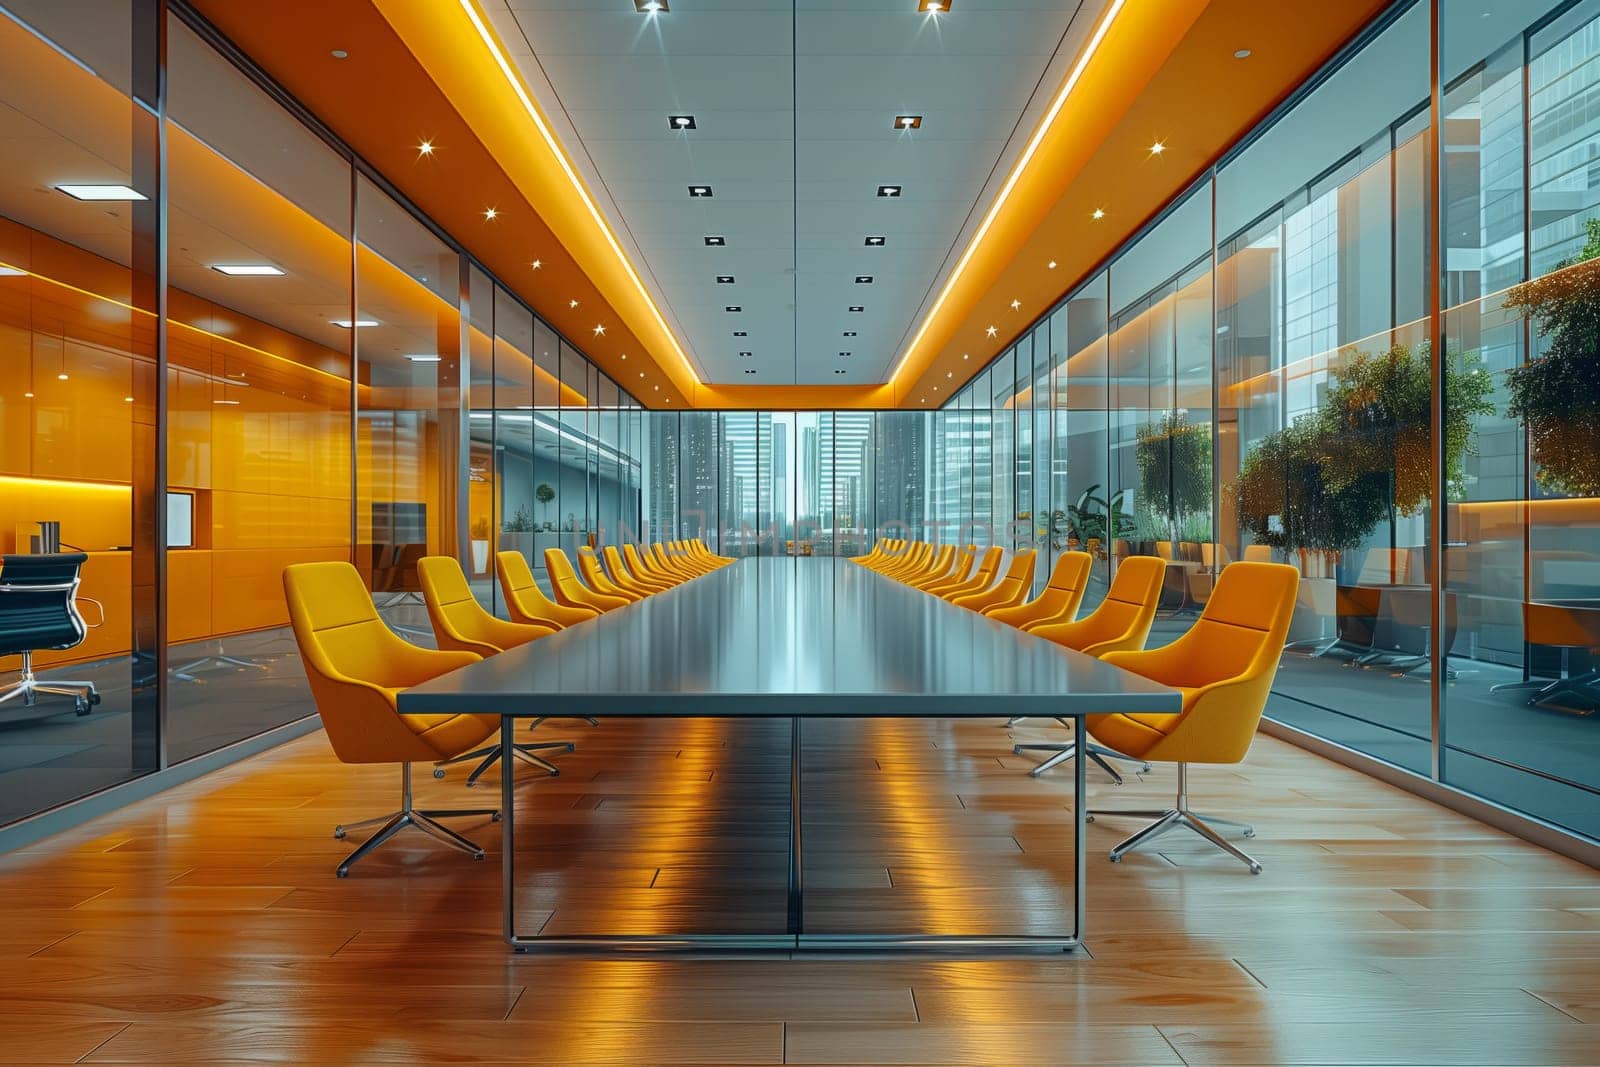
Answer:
1243;829;1256;838
336;868;349;878
472;851;485;861
1249;864;1262;875
1108;853;1121;863
433;768;446;779
491;811;502;822
1085;814;1095;823
90;691;102;706
75;698;91;716
564;744;576;753
333;828;346;839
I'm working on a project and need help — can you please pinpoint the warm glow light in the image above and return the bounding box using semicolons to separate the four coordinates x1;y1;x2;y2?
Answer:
531;259;542;269
211;264;284;276
889;0;1126;390
484;207;499;220
57;373;69;381
453;0;701;392
331;319;378;328
56;184;145;201
985;325;997;338
593;324;606;336
418;139;435;155
1009;299;1021;310
123;395;133;402
569;299;580;309
0;264;25;276
1092;207;1105;219
1047;260;1058;269
1149;140;1166;154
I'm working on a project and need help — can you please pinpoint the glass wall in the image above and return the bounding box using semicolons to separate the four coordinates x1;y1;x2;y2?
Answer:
0;5;638;832
946;0;1600;843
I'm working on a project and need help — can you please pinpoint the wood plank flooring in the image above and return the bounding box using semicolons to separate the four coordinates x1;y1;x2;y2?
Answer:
0;715;1595;1065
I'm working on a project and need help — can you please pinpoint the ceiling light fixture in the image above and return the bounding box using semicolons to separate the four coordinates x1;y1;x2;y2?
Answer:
946;371;953;378
0;264;24;276
593;324;606;336
835;369;847;375
213;398;241;406
620;353;628;360
843;331;857;337
887;0;1126;390
531;259;542;270
635;0;667;11
124;396;134;403
1047;260;1058;270
725;306;742;313
738;351;752;358
458;0;702;393
331;319;378;328
211;264;284;276
330;49;349;59
744;369;756;375
1149;140;1166;155
962;353;969;360
876;184;903;198
404;354;442;363
985;325;998;338
484;207;499;220
855;276;873;284
1233;48;1251;59
716;275;735;284
734;330;748;337
705;235;726;246
1091;208;1105;220
893;115;923;130
569;299;580;308
865;236;886;247
918;0;949;11
849;305;865;313
56;184;145;201
669;115;696;130
418;139;435;156
1010;299;1022;310
688;185;713;198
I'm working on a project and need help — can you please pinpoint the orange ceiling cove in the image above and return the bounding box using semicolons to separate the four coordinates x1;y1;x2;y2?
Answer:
192;0;1386;411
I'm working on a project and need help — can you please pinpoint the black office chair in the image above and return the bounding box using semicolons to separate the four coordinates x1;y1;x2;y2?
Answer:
0;553;103;715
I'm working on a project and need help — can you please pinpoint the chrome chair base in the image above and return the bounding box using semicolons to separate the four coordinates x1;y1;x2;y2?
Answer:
434;739;576;786
0;652;100;716
333;763;499;877
1088;764;1261;873
529;716;601;728
1012;718;1150;783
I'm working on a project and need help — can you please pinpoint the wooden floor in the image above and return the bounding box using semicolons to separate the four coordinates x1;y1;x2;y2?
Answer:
1;715;1596;1065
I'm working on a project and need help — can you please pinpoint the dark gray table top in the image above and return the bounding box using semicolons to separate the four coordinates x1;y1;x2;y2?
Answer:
397;556;1182;718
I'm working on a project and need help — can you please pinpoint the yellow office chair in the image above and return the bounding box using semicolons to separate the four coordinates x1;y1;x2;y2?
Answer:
648;543;692;581
417;556;575;785
494;551;602;729
692;538;734;566
880;542;930;581
933;546;1003;600
1014;555;1166;782
282;561;501;878
861;539;906;572
850;540;888;565
496;551;601;630
986;551;1093;630
546;548;630;613
952;549;1036;613
1085;561;1300;873
627;543;682;588
909;544;955;585
578;546;643;603
606;545;669;596
907;545;974;591
668;540;712;575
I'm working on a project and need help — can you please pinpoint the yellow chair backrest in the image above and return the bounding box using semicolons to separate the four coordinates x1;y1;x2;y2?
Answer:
283;561;487;764
607;545;661;593
915;545;974;589
1098;561;1300;763
956;549;1036;610
546;548;630;612
919;544;955;581
579;546;640;601
419;555;551;656
627;543;675;585
495;551;598;629
1001;550;1093;627
1031;554;1165;657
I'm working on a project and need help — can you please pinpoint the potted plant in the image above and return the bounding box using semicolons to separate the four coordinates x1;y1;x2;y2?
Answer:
1503;217;1600;496
535;482;556;524
469;516;490;575
1135;410;1212;543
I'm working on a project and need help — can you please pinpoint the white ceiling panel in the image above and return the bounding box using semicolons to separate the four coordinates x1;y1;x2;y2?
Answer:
483;0;1108;387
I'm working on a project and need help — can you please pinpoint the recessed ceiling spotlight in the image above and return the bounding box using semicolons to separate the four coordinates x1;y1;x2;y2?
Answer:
211;264;284;276
404;354;442;363
639;371;646;378
417;140;435;156
1047;260;1058;270
331;318;378;328
734;330;748;337
843;331;857;337
654;384;660;390
124;395;134;403
946;371;953;378
1149;141;1166;155
669;114;696;130
56;184;145;201
57;373;69;381
716;275;735;284
893;115;923;130
569;299;580;308
531;259;542;270
918;0;949;11
744;369;756;374
1091;208;1105;220
725;305;742;312
738;351;753;357
932;386;938;392
962;353;969;360
705;235;726;246
835;369;847;374
865;236;886;247
620;353;627;360
635;0;667;11
849;305;865;313
484;207;499;220
593;324;606;336
985;325;998;338
1010;299;1022;310
855;276;873;284
1233;48;1252;59
876;184;903;198
330;49;349;59
688;185;713;198
839;351;851;357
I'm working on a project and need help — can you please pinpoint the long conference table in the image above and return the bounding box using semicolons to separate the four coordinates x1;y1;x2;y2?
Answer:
398;555;1182;954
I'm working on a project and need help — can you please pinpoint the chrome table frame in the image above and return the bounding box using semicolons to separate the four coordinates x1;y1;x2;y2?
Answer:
496;709;1090;955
